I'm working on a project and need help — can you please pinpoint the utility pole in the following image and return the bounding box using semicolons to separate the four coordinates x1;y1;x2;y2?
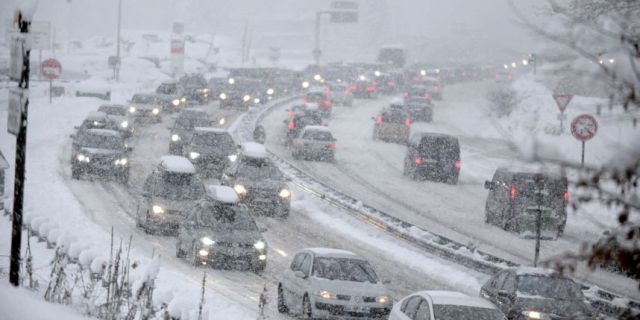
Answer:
532;174;544;267
10;10;31;287
115;0;122;81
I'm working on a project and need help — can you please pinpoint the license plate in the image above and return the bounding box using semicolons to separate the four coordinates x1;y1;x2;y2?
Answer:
345;305;368;313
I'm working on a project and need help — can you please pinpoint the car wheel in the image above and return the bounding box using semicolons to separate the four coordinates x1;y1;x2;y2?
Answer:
71;167;81;180
277;285;289;314
302;294;314;319
446;174;459;185
118;171;129;184
279;206;290;219
176;241;186;258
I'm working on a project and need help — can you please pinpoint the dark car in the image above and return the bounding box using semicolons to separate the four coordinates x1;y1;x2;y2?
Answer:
176;185;268;272
403;132;461;184
304;89;332;117
403;85;431;104
284;104;324;144
128;93;162;123
291;126;336;162
169;108;212;155
179;74;209;104
155;81;186;111
76;111;122;134
222;143;291;217
97;105;134;138
483;168;568;238
71;129;130;183
422;77;443;100
325;81;353;106
480;267;596;319
404;101;433;122
351;79;377;99
374;73;398;94
184;127;238;177
208;77;228;101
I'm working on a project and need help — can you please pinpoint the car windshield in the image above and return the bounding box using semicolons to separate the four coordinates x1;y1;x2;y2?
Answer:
195;203;257;231
78;134;123;150
157;84;178;95
307;92;326;101
193;133;236;151
237;160;283;180
175;115;210;129
312;257;379;283
381;110;406;124
408;86;426;95
98;106;126;116
132;95;155;104
433;305;505;320
303;130;333;141
296;115;323;127
153;173;204;200
517;276;584;300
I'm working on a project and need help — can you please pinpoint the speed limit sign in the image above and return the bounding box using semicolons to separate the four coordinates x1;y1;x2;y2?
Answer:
571;114;598;141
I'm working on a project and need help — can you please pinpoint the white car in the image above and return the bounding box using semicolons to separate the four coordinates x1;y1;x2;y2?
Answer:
277;248;392;319
390;291;505;320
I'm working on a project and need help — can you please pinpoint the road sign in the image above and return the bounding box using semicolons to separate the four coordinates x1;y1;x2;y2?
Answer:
330;11;359;23
553;94;573;113
8;88;27;136
29;21;51;50
571;114;598;141
41;58;61;80
171;39;184;54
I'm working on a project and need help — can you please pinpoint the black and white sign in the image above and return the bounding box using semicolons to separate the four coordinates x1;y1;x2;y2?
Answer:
8;88;27;136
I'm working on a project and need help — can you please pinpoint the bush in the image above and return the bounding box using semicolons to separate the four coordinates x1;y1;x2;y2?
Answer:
486;87;520;117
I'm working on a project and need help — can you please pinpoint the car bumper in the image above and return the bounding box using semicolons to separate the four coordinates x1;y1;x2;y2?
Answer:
143;212;184;233
414;165;458;178
313;300;391;318
195;246;267;268
74;161;128;175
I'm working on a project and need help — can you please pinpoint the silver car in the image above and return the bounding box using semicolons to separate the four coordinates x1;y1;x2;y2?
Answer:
291;126;336;162
98;104;134;138
128;93;162;123
390;291;505;320
277;248;392;319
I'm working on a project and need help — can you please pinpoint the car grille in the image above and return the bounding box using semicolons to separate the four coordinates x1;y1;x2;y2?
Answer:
91;155;118;167
215;242;254;249
336;294;351;301
362;296;376;303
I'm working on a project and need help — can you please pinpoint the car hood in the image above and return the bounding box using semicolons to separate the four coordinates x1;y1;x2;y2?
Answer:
130;103;161;110
106;115;128;123
515;297;593;318
237;179;285;191
192;228;262;245
311;277;389;297
79;147;122;156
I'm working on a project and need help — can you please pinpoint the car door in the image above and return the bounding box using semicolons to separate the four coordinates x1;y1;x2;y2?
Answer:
282;253;306;309
397;296;423;320
292;253;313;308
500;271;517;314
483;271;508;307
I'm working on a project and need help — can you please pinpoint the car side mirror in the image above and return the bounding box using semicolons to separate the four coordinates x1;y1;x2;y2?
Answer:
294;270;307;279
497;290;513;303
484;181;493;190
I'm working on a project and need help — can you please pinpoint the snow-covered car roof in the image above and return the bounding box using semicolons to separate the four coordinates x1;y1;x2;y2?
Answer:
84;129;122;137
302;103;320;111
85;111;108;121
194;127;228;134
410;131;458;143
306;248;361;259
301;125;331;133
307;87;326;94
159;155;196;174
241;142;268;158
390;97;404;106
417;291;500;309
206;185;239;204
496;166;565;178
179;108;207;116
513;267;558;277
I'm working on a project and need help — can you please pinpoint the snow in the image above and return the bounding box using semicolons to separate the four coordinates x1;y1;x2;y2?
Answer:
85;128;121;137
241;142;268;158
0;281;90;320
159;155;196;174
515;267;558;277
194;127;227;134
302;125;332;133
302;102;320;111
420;290;498;309
207;185;239;204
306;247;359;258
84;111;108;121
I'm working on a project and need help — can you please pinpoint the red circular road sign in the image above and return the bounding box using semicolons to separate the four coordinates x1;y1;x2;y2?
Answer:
571;114;598;141
41;58;62;80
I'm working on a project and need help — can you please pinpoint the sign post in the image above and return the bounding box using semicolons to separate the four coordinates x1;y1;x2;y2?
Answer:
41;58;61;103
552;93;573;132
571;114;598;166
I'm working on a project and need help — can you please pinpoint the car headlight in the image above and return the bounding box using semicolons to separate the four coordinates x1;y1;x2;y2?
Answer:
228;78;235;85
152;205;164;215
171;134;181;142
198;249;209;256
180;97;186;102
227;154;237;162
376;295;390;304
203;88;209;93
522;311;548;320
258;254;267;261
278;188;291;198
120;120;129;128
152;108;160;115
201;237;215;246
254;98;261;104
128;106;136;113
77;154;90;162
172;99;180;106
266;88;274;95
233;184;247;195
114;158;128;166
218;117;226;125
243;95;251;102
254;240;266;250
302;81;310;89
317;290;331;299
189;152;200;159
219;93;227;100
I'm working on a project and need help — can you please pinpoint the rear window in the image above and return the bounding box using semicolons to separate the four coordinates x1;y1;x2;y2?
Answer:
295;115;323;127
307;92;326;101
157;84;178;95
381;110;407;124
98;106;126;116
175;114;209;129
513;174;567;197
132;95;155;104
408;86;426;96
303;130;333;141
418;137;459;157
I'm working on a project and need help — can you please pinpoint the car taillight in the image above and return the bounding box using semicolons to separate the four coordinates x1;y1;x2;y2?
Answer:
322;100;331;108
454;160;461;169
344;89;350;96
287;110;293;117
405;118;411;126
288;120;294;130
414;157;422;165
433;85;440;92
327;143;336;150
563;191;569;204
424;93;431;100
351;85;357;91
366;86;375;92
507;75;513;81
403;92;409;97
387;81;396;87
324;87;331;94
376;116;382;124
509;185;517;201
297;141;304;148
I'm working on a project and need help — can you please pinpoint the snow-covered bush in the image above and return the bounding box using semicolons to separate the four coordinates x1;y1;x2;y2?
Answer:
486;87;521;117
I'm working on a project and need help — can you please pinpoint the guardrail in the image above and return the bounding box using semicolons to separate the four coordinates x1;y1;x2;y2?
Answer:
232;95;640;317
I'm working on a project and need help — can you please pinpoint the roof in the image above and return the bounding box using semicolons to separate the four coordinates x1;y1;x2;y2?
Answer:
513;267;558;277
302;125;331;133
206;185;239;204
241;142;268;158
496;166;565;178
85;111;108;121
84;129;121;137
194;127;228;134
390;97;404;106
418;291;498;309
306;248;360;259
98;104;126;109
410;131;457;141
158;155;196;174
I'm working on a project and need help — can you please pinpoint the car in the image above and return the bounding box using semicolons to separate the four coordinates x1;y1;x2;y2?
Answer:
284;104;324;145
178;74;209;104
403;132;461;184
169;108;212;155
76;111;122;134
483;168;568;238
155;81;186;111
325;82;353;107
351;79;377;99
128;93;162;123
390;291;506;320
479;267;596;319
175;185;268;272
495;71;513;82
222;142;291;217
292;126;336;162
219;77;263;108
372;107;411;144
277;248;393;319
422;77;442;100
97;105;134;138
404;101;433;122
184;127;238;177
70;129;130;183
403;85;431;104
208;77;228;101
374;73;398;94
304;89;333;117
137;156;205;234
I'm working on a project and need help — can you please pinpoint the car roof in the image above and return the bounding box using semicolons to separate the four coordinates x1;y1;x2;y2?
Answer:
180;108;207;116
159;155;196;174
99;104;126;109
511;267;559;277
241;142;268;158
83;128;121;137
194;127;228;134
417;291;499;309
302;125;331;133
305;248;362;259
85;111;108;121
159;80;178;85
206;185;239;204
496;166;565;178
411;131;458;142
390;97;404;105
